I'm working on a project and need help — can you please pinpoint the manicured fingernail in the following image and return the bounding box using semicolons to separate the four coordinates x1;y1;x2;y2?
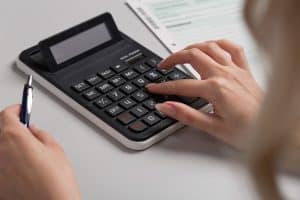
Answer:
155;103;176;116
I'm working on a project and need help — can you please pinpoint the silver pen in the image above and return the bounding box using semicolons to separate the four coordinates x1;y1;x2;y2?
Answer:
20;75;33;127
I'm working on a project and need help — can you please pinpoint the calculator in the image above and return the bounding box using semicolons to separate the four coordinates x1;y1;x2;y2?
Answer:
17;13;209;150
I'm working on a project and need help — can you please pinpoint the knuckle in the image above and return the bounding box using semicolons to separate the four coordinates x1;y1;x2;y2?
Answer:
218;38;228;44
209;78;224;87
187;48;201;58
208;78;228;92
234;45;245;55
218;67;236;79
207;42;219;51
175;105;195;124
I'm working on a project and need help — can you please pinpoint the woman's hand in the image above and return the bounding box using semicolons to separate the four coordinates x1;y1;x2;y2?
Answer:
147;39;263;148
0;105;80;200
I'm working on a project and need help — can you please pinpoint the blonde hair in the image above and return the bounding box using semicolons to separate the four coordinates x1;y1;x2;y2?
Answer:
244;0;300;199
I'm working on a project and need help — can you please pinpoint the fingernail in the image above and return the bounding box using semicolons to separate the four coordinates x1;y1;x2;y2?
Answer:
155;103;176;116
145;83;156;90
29;124;37;132
29;124;36;129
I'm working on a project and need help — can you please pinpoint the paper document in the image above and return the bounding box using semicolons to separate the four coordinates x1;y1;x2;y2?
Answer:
126;0;265;83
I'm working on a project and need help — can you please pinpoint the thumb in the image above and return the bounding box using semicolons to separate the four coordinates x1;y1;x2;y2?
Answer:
29;124;58;146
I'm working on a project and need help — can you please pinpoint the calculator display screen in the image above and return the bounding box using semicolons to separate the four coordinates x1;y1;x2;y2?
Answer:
50;23;112;64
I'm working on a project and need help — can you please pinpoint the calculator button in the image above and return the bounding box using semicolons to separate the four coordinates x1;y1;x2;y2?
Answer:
133;77;149;88
133;64;150;74
168;70;188;80
98;69;115;79
130;106;148;117
143;113;161;126
155;111;167;119
155;77;168;84
145;58;160;68
109;76;126;87
85;75;102;86
143;99;156;110
119;98;137;109
94;97;112;109
145;70;162;81
111;64;128;73
107;90;125;101
129;121;148;133
96;82;114;93
117;112;136;125
131;91;149;102
121;69;139;80
120;83;137;94
106;105;124;117
157;68;173;75
83;89;100;101
72;81;90;93
155;118;176;131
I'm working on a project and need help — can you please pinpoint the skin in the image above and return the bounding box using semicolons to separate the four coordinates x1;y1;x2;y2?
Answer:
0;105;81;200
0;39;263;198
147;39;263;148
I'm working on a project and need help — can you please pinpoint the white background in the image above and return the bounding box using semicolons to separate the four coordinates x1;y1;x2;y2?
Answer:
1;0;299;199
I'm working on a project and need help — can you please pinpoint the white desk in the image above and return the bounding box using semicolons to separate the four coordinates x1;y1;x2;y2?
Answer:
1;0;299;199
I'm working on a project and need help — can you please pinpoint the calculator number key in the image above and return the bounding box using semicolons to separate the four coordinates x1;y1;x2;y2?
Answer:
107;90;125;101
120;83;137;94
133;77;149;88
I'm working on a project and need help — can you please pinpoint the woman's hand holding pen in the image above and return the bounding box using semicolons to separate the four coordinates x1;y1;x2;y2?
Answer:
147;39;264;148
0;105;80;200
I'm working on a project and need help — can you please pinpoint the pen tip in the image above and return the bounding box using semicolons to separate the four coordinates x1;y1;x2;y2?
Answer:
27;75;33;86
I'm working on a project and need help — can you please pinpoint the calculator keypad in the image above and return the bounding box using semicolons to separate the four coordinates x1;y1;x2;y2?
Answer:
70;53;207;140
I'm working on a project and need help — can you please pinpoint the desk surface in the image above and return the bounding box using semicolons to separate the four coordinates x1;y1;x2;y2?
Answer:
1;0;299;199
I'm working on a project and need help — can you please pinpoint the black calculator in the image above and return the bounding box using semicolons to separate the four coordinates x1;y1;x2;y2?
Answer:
17;13;209;150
